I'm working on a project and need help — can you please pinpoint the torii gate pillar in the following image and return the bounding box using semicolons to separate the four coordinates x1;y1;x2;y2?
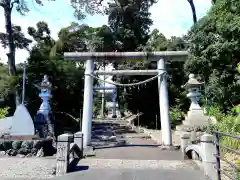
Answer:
82;59;94;147
158;58;172;146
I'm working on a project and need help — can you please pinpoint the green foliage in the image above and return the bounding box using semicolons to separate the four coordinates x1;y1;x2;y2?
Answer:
232;105;240;114
185;0;240;110
92;105;99;117
12;141;23;150
0;25;32;50
169;106;185;126
206;106;240;151
3;141;12;150
206;106;225;120
92;90;106;117
0;107;9;118
21;141;33;149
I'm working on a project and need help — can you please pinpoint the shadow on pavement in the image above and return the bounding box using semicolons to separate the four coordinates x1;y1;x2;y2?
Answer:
71;165;89;172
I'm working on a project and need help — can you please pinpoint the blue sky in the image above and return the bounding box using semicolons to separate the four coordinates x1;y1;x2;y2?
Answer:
0;0;212;64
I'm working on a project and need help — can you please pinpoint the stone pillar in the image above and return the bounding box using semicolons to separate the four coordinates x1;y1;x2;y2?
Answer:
74;131;83;158
56;133;73;176
201;134;217;180
157;58;172;146
100;92;105;118
112;88;117;118
180;132;191;159
82;60;94;147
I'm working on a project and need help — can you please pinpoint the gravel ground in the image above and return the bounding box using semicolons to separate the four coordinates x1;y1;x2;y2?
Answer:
0;157;56;179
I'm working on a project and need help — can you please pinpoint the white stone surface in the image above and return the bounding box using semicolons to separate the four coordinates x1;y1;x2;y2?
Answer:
82;59;94;147
10;104;35;136
183;110;210;126
0;117;12;135
157;59;172;146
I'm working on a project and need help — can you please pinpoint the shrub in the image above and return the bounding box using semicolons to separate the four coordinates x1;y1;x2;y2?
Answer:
232;105;240;115
170;106;185;127
0;107;9;119
12;141;23;150
21;141;33;149
205;106;225;121
3;141;12;150
0;141;4;150
206;106;240;151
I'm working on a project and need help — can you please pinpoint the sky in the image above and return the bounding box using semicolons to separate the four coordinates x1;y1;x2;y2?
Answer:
0;0;212;64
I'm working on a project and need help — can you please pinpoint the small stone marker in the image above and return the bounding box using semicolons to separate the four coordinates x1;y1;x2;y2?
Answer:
56;133;73;176
10;104;35;136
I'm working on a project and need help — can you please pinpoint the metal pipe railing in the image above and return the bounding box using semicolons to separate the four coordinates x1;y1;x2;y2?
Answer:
213;131;240;180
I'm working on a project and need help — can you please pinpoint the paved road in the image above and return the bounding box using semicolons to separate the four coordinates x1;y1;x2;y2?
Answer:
55;168;210;180
52;121;210;180
89;121;182;160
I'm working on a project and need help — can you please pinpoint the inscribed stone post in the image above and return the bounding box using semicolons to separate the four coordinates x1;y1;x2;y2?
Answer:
56;133;73;176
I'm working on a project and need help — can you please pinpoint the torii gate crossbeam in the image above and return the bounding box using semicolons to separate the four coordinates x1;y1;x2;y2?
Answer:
64;51;188;148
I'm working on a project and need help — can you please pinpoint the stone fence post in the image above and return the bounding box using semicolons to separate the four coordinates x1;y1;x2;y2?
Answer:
180;132;191;159
74;131;84;158
200;134;217;180
56;133;74;176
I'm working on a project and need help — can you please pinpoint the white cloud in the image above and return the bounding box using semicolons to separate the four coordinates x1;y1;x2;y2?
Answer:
0;0;211;64
0;7;62;64
150;0;212;38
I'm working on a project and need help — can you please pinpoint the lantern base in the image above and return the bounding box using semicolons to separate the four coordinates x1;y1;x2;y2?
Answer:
175;109;214;132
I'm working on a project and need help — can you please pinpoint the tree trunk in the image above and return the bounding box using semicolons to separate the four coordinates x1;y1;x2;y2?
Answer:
187;0;197;24
4;1;20;108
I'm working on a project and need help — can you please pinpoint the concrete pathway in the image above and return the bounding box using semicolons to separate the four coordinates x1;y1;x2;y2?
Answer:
56;166;209;180
52;121;210;180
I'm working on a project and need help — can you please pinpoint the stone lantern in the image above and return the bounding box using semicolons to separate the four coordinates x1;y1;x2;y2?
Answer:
182;74;203;111
34;75;55;138
176;74;210;130
38;75;52;114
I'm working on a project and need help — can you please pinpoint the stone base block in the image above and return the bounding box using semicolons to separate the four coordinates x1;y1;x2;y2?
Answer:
83;146;95;157
158;145;180;151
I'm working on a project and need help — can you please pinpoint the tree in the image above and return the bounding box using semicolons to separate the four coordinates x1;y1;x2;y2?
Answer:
0;0;48;108
185;0;240;111
51;23;116;55
187;0;197;24
70;0;155;19
25;21;89;135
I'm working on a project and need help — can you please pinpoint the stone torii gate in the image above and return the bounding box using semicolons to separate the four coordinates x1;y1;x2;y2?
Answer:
64;51;188;148
94;83;117;118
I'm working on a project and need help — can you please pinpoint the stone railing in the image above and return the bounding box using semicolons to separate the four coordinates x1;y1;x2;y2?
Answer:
180;133;217;180
56;132;83;176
